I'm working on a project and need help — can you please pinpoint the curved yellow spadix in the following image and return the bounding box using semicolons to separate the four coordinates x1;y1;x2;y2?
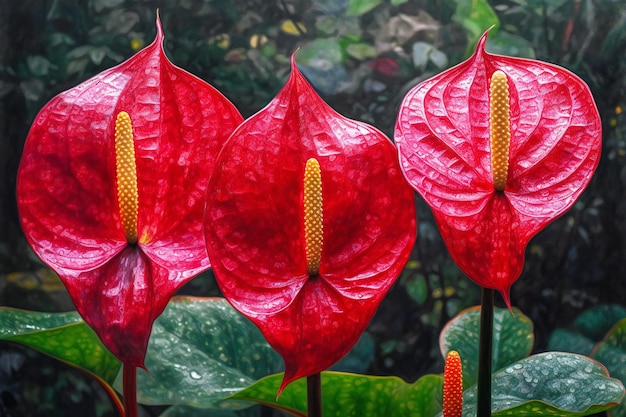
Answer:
115;111;139;244
490;70;511;192
304;158;323;276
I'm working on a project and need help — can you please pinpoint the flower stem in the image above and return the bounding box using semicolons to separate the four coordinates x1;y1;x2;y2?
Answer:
307;373;322;417
123;364;138;417
477;287;494;417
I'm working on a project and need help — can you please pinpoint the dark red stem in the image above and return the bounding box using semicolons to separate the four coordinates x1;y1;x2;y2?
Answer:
123;364;138;417
307;373;322;417
477;288;494;417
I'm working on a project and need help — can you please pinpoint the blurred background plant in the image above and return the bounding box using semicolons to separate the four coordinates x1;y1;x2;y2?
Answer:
1;0;626;416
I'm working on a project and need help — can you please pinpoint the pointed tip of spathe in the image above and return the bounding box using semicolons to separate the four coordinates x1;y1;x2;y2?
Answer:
138;361;149;373
482;24;496;39
275;371;296;399
154;9;164;45
284;48;316;99
476;28;492;53
274;383;286;401
500;288;514;314
289;48;301;74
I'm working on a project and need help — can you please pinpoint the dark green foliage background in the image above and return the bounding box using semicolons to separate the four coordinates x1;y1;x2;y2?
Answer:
1;0;626;416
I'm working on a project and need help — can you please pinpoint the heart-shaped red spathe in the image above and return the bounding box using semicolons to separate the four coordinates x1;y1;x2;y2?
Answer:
395;30;601;306
205;55;416;393
17;16;243;367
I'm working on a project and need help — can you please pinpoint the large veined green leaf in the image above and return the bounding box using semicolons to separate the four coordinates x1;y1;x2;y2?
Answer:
233;355;622;417
2;296;377;411
592;318;626;417
1;297;283;410
0;306;125;414
0;307;121;384
462;352;624;417
117;296;283;409
439;306;534;388
231;372;443;417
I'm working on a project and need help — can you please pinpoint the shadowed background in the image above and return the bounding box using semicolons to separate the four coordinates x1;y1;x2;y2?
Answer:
1;0;625;416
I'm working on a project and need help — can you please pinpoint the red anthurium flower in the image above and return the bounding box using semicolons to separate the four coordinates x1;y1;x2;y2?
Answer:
395;30;601;306
204;55;416;393
17;16;243;367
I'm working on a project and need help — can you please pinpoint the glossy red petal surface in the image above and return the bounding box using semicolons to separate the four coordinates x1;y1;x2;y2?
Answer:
205;56;416;390
262;278;371;390
63;246;175;367
17;16;242;363
18;17;242;276
395;30;601;302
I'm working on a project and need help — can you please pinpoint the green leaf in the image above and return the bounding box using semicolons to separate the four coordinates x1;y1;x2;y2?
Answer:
345;43;377;60
452;0;499;53
547;328;595;355
27;55;54;77
103;9;140;34
314;16;340;35
93;0;125;12
298;38;344;64
231;372;443;417
0;307;122;385
1;297;283;411
574;304;626;341
347;0;383;16
439;306;534;388
122;296;282;409
463;352;624;417
592;318;626;417
405;274;428;305
158;405;261;417
485;31;536;59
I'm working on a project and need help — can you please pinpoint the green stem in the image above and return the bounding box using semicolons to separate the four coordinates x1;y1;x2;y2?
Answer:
307;373;322;417
122;364;138;417
477;287;494;417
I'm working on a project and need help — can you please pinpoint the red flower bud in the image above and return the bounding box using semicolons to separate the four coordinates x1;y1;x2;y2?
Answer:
443;350;463;417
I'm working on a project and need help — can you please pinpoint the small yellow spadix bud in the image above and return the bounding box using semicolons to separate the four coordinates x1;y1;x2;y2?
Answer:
304;158;323;276
490;70;511;192
115;111;138;244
